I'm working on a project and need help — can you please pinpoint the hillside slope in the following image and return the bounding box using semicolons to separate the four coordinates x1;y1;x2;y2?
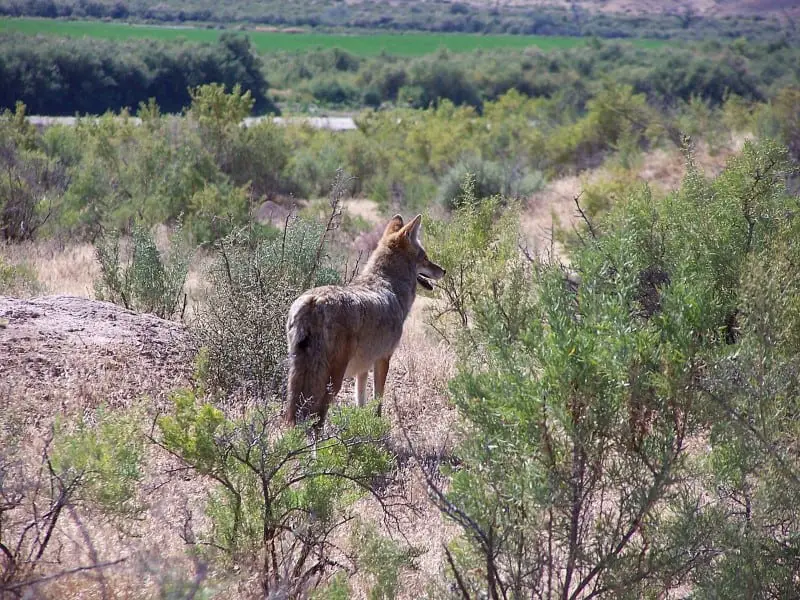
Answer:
458;0;799;17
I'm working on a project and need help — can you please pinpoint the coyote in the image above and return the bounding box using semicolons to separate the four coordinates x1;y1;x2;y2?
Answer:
285;214;445;428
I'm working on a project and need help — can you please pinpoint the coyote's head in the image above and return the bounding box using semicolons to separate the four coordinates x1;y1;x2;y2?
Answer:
382;214;446;290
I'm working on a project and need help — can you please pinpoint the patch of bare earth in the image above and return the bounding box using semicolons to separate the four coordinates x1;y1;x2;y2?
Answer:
522;174;584;259
0;295;200;598
0;295;193;416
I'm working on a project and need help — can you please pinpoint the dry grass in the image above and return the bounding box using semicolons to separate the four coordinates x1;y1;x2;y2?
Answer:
344;198;383;225
522;174;584;259
330;299;459;597
521;137;750;259
1;239;98;297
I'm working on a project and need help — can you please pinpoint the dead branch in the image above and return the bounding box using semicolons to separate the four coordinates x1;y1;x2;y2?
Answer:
1;558;127;593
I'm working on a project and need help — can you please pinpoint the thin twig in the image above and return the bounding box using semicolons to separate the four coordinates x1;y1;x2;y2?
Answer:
444;545;473;600
1;558;128;593
573;192;599;241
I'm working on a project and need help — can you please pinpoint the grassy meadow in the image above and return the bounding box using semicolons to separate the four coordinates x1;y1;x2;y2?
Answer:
0;16;665;55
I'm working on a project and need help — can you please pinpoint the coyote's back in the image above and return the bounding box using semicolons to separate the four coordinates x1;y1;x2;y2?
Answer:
285;214;445;428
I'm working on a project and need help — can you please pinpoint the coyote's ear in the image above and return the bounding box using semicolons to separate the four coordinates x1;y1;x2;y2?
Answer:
383;214;404;237
400;214;422;240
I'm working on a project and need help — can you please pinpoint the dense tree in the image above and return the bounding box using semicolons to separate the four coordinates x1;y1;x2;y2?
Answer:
0;33;278;115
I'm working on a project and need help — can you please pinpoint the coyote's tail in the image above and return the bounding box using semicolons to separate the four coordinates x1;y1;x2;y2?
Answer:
285;296;326;426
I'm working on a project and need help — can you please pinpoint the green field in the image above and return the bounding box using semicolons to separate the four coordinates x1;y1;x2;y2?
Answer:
0;17;665;56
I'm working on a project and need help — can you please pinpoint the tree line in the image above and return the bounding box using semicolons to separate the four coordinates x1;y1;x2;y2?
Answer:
0;32;277;115
0;0;796;42
3;32;798;118
266;39;794;112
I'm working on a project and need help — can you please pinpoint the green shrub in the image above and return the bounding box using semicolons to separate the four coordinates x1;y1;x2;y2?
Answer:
351;521;421;600
192;203;343;402
1;407;144;592
186;182;252;243
547;81;657;173
310;78;360;106
436;159;543;209
425;184;521;331
157;388;393;595
578;167;641;220
0;102;67;242
424;139;800;598
94;223;191;320
188;83;255;172
0;256;41;297
230;119;291;199
759;87;800;162
50;408;145;516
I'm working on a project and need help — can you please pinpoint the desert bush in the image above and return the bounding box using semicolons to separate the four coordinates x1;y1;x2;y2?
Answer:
546;81;658;173
0;409;143;595
156;388;395;596
192;185;344;402
53;87;258;242
578;167;641;219
673;95;730;154
756;87;800;163
94;223;191;320
0;83;795;246
0;103;66;241
285;142;350;200
436;158;544;210
188;82;255;173
0;255;40;296
58;111;226;241
350;521;421;600
230;119;292;199
691;220;800;597
421;139;800;597
185;181;252;242
425;182;521;331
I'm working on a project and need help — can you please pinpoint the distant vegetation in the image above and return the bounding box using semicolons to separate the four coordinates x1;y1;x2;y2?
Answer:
2;29;797;116
0;17;664;54
265;38;795;112
2;81;798;245
0;0;794;42
0;32;276;115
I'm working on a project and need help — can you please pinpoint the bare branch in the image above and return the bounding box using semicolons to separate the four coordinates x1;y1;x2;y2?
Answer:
1;558;127;593
573;192;599;241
